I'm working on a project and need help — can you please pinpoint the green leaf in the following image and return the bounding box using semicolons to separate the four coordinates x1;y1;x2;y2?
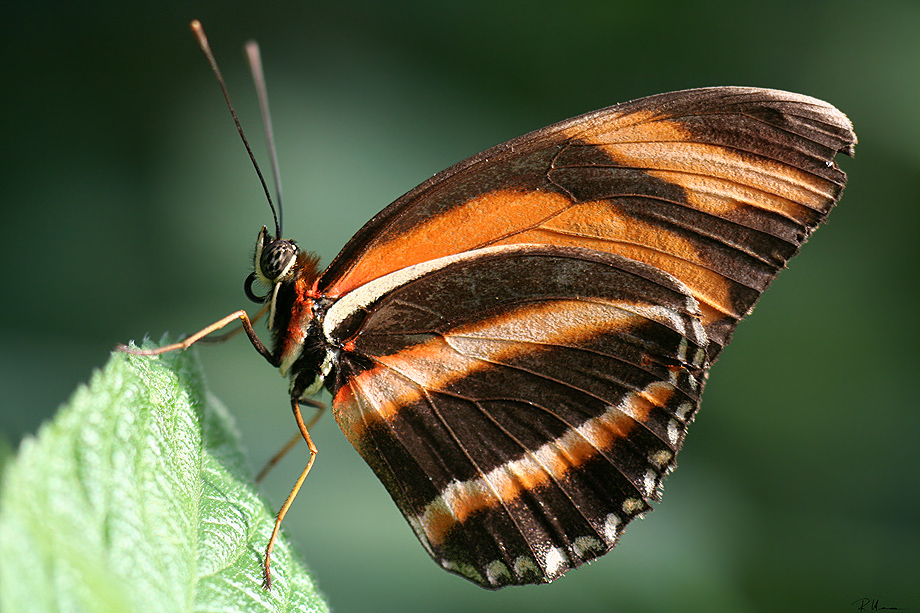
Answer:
0;346;329;613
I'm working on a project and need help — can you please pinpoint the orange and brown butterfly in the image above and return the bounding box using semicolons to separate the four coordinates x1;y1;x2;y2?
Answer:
125;21;855;590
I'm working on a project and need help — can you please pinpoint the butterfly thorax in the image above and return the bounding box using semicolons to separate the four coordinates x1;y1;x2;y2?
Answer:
247;227;327;397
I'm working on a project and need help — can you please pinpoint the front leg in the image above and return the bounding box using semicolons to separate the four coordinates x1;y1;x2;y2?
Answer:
118;309;278;367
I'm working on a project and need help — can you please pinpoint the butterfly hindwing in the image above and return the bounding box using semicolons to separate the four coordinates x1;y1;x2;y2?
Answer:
319;87;855;358
325;245;707;587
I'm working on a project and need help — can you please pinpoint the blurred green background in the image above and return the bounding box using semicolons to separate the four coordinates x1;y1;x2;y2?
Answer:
2;1;917;611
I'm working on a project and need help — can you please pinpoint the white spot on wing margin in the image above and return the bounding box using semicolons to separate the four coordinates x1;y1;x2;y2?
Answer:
544;546;567;577
485;560;511;585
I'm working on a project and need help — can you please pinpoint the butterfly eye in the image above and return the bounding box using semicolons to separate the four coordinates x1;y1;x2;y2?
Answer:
260;239;298;282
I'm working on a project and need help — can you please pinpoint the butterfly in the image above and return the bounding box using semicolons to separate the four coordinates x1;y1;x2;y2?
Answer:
128;21;855;590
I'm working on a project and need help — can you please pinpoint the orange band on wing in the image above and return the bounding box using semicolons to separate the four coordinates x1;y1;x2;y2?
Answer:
571;113;838;214
333;298;659;437
326;190;574;295
529;201;738;322
417;379;676;546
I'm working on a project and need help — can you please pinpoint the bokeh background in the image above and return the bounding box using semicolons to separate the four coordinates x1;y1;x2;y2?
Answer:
2;1;917;611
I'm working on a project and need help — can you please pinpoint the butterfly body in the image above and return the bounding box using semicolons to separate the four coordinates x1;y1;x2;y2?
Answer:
243;86;855;588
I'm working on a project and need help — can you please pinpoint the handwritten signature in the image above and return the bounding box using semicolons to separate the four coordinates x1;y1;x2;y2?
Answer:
852;597;907;611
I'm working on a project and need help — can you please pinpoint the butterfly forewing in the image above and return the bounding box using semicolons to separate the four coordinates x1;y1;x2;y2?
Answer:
324;246;707;587
266;87;855;588
319;87;855;358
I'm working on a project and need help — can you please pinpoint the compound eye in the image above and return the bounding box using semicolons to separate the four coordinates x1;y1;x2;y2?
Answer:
260;240;298;282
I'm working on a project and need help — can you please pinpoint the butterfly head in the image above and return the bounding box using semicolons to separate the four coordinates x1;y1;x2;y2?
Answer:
244;225;298;306
244;226;322;343
245;227;298;302
253;226;299;287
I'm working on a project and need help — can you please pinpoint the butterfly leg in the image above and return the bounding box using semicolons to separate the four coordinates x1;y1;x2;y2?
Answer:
256;397;325;483
262;395;319;590
196;302;269;345
118;309;277;366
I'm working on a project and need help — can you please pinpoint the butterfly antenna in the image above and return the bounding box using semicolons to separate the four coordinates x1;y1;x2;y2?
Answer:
190;20;282;239
245;40;284;239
